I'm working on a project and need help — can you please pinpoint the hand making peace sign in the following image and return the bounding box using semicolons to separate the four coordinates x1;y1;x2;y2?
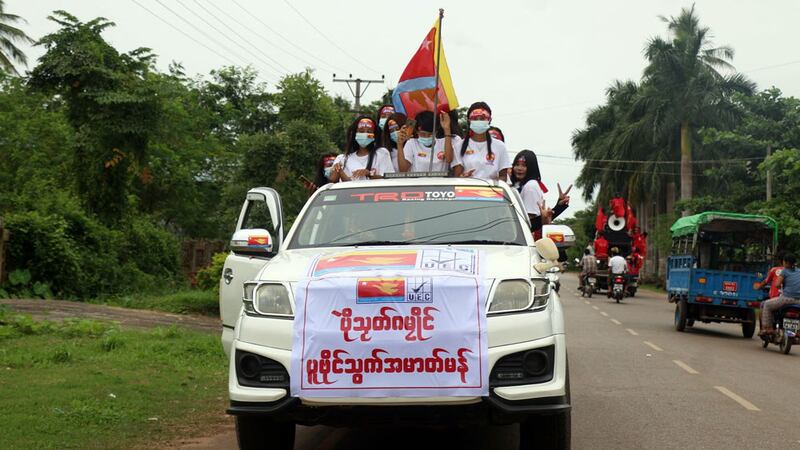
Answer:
557;183;573;206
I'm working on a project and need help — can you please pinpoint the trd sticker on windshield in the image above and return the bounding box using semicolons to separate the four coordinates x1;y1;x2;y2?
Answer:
339;186;505;203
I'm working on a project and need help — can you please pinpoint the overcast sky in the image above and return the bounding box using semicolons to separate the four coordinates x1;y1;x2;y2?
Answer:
8;0;800;216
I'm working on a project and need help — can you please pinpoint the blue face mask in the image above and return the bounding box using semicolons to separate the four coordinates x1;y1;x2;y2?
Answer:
323;167;332;179
355;132;374;148
470;120;491;134
378;118;387;129
390;131;398;142
418;136;434;147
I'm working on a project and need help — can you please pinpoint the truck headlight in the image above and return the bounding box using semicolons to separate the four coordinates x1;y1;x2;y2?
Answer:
489;279;550;314
490;280;532;313
252;284;293;316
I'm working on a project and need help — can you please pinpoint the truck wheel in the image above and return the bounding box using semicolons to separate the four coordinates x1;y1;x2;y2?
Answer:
741;311;756;339
236;416;295;450
674;298;688;332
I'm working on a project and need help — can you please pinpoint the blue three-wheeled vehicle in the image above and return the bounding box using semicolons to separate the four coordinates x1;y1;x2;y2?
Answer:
667;212;777;338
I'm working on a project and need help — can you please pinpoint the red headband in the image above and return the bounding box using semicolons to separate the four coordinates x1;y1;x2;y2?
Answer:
469;108;491;120
357;118;376;132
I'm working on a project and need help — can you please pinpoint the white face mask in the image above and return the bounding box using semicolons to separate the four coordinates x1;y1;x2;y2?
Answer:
469;120;491;134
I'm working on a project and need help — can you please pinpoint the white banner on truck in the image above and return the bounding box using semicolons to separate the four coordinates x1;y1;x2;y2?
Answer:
291;272;489;398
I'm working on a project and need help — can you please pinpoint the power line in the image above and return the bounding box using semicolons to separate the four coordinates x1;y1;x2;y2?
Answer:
231;0;342;74
130;0;239;67
537;153;763;164
148;0;278;83
190;0;292;74
171;0;286;77
280;0;381;75
199;0;328;74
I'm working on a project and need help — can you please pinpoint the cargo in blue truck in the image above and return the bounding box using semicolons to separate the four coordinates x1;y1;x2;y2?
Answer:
666;212;777;338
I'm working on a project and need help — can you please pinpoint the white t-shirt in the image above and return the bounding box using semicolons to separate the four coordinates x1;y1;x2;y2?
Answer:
377;146;400;172
452;138;511;180
609;255;628;274
333;148;394;181
515;179;545;216
401;136;463;173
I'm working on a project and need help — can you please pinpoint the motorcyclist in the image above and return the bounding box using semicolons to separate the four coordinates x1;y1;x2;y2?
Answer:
607;247;628;298
579;248;598;290
759;253;800;336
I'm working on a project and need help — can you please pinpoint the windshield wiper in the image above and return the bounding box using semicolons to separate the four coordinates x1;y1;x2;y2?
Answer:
430;239;522;246
349;240;413;247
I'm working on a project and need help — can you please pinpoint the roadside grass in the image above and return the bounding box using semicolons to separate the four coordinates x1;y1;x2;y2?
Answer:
0;311;228;450
93;289;219;316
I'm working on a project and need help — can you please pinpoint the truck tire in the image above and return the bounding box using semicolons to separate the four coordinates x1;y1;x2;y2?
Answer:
741;310;756;339
674;298;688;332
235;416;295;450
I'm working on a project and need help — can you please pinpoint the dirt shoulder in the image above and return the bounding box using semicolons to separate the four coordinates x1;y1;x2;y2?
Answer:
0;298;220;332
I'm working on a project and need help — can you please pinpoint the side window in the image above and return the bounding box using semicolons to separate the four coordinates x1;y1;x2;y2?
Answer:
241;200;276;235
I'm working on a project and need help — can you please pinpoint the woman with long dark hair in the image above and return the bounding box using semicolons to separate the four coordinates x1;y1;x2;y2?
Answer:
377;112;407;172
451;102;511;180
330;116;394;182
376;105;395;131
510;149;571;237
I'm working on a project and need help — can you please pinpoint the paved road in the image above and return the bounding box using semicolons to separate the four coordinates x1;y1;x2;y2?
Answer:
177;274;800;449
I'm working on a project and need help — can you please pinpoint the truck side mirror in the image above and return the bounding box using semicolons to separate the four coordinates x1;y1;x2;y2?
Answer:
230;229;274;257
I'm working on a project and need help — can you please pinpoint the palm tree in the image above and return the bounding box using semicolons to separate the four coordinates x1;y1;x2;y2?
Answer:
642;5;754;213
0;0;34;75
572;79;676;206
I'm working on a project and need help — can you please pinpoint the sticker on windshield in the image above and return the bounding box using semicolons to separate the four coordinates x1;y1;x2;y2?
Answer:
323;195;337;202
309;248;481;277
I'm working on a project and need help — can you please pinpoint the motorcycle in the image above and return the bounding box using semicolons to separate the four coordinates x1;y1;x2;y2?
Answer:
609;274;626;303
579;273;596;298
761;304;800;354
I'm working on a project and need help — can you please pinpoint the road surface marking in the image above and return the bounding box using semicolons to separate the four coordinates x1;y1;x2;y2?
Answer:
592;305;600;311
610;318;622;325
626;328;639;336
584;300;591;305
672;359;698;374
714;386;760;411
643;341;663;351
600;311;609;317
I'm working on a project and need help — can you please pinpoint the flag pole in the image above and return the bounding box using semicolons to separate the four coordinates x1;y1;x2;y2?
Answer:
428;8;444;171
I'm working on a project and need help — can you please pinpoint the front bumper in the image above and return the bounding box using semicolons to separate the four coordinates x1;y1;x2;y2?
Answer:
227;334;569;425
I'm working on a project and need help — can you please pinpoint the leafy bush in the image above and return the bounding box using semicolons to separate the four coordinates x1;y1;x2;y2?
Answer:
3;208;180;299
195;252;227;292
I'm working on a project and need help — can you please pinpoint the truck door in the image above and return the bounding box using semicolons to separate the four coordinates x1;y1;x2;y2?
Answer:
219;188;284;355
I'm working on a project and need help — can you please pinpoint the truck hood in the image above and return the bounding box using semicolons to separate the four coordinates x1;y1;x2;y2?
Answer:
256;245;538;282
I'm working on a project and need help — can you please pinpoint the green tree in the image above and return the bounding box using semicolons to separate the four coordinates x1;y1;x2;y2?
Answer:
0;0;34;75
29;11;162;224
642;5;754;211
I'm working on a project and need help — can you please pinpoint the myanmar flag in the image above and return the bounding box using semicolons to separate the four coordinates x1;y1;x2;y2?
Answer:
392;20;459;120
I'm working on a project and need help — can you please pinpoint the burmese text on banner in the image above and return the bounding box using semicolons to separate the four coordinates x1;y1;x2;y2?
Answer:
291;273;489;398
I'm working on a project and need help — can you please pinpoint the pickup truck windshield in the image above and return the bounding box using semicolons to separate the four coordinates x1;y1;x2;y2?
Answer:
289;185;527;249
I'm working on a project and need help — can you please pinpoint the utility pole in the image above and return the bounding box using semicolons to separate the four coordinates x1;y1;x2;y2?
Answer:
333;74;385;112
766;145;772;201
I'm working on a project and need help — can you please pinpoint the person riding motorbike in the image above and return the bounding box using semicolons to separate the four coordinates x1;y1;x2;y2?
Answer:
607;247;628;298
759;253;800;336
754;251;785;300
579;248;597;290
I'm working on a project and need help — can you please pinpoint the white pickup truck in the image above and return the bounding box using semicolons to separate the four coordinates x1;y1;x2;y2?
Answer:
219;177;571;450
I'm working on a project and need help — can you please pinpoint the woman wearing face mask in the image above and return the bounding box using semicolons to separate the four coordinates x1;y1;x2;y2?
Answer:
452;102;511;181
330;116;394;182
396;110;462;173
377;112;407;172
510;149;571;238
376;105;395;131
303;153;337;194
